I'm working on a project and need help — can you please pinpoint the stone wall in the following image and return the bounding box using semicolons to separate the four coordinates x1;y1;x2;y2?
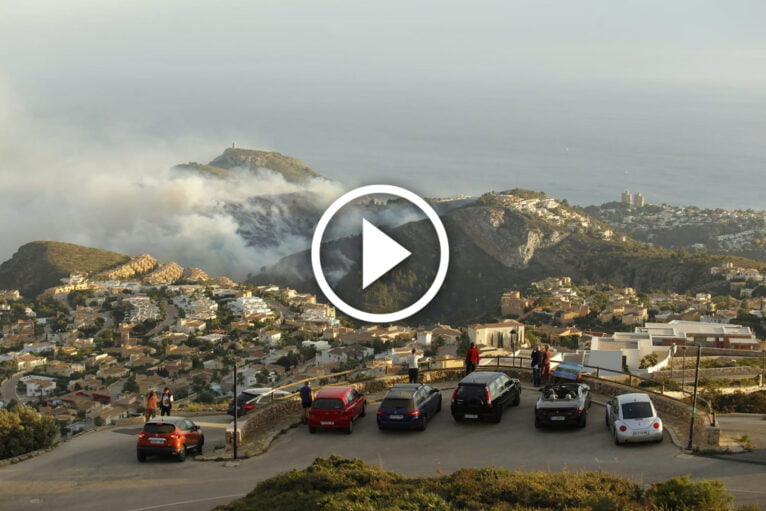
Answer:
652;366;762;380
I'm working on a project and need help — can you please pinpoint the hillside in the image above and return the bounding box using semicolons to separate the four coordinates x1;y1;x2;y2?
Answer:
174;147;327;183
252;193;764;324
0;241;129;298
213;456;735;511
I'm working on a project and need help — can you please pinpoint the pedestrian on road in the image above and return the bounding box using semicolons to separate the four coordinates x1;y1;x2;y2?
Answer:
300;381;313;424
541;344;552;385
465;343;480;375
160;387;173;416
144;390;158;421
407;348;421;383
531;345;542;387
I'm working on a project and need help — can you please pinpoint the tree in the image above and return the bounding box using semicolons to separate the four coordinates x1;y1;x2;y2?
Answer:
0;405;58;459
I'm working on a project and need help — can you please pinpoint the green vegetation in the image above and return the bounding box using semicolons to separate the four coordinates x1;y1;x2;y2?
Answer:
0;241;129;297
0;404;58;459
214;456;744;511
701;390;766;413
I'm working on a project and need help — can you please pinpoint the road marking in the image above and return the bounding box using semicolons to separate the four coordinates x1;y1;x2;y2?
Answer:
127;493;247;511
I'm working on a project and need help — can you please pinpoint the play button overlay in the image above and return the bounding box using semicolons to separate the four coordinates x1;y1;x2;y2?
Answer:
362;219;411;289
312;184;449;323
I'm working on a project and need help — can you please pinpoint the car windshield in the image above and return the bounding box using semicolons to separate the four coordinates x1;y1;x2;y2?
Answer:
621;402;654;419
313;398;343;410
237;392;258;402
456;385;485;400
381;398;413;410
144;423;175;434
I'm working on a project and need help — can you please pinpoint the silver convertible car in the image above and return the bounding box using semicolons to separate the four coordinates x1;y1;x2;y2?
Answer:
534;382;591;428
605;393;663;444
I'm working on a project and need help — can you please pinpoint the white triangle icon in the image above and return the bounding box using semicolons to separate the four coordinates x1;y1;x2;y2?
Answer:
362;218;411;289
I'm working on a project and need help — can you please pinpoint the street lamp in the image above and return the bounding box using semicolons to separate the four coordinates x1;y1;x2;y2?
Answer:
228;342;240;460
510;329;517;367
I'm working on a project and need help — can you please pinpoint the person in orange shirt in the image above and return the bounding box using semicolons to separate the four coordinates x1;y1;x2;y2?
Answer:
465;343;480;375
145;390;158;421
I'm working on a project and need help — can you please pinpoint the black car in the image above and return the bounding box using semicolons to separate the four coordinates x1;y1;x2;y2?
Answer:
534;382;591;428
377;383;442;431
227;388;291;416
450;371;521;423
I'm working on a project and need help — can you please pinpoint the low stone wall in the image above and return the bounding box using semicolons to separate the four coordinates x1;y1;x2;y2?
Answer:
652;366;762;380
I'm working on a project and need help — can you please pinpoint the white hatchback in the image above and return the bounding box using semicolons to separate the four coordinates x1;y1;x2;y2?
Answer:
605;393;663;445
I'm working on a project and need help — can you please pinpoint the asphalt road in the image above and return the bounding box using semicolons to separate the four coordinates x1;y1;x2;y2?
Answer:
1;390;765;511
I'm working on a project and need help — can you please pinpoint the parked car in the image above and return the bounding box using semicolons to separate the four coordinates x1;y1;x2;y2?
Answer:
227;387;292;416
136;416;204;462
451;371;521;423
377;383;442;431
534;382;591;428
605;393;664;444
308;386;366;434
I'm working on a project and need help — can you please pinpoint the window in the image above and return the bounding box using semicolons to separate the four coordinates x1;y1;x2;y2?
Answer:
313;398;343;410
143;423;175;434
621;402;654;419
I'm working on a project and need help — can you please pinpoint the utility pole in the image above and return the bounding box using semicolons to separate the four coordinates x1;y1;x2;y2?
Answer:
686;345;702;451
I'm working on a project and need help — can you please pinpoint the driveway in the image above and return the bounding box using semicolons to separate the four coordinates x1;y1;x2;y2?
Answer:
1;391;765;511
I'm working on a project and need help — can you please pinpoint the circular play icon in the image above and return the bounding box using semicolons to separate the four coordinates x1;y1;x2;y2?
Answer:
311;185;449;323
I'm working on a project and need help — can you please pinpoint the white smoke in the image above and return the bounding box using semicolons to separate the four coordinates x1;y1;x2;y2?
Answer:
0;82;345;280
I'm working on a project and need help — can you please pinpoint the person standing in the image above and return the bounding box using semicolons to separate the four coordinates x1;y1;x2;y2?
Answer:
407;348;421;383
144;390;158;421
300;381;313;424
530;345;542;387
465;343;480;375
160;387;174;416
541;344;552;385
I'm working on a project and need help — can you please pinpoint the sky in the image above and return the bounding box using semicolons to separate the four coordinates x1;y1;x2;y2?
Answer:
1;0;765;272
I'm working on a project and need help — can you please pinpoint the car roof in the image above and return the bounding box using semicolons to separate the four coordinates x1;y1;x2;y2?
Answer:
315;386;355;398
459;371;506;384
390;383;425;392
615;393;653;404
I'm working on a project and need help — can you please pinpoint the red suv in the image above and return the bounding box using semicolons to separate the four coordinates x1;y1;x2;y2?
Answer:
308;386;366;434
137;417;204;462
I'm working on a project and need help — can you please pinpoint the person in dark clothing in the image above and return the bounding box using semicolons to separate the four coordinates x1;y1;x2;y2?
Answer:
530;346;542;387
300;381;313;424
160;387;173;416
407;348;422;383
465;343;480;375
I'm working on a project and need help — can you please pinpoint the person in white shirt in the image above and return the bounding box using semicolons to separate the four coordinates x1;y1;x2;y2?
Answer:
407;348;421;383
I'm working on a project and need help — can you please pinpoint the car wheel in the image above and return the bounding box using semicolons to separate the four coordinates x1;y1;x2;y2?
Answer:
137;451;147;462
197;435;205;454
614;434;621;446
492;406;503;424
453;414;463;422
605;413;609;428
309;426;317;434
534;417;542;429
176;445;187;462
436;397;442;412
578;411;587;428
512;391;521;407
419;414;428;431
360;404;366;418
346;420;354;435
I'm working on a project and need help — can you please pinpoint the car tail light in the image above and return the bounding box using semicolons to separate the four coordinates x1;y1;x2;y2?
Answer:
405;409;420;417
451;389;457;402
619;425;627;432
485;388;492;407
244;404;254;410
138;432;147;439
377;409;386;416
653;422;660;429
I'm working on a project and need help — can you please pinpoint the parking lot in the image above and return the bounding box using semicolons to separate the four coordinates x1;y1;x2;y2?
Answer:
1;387;765;511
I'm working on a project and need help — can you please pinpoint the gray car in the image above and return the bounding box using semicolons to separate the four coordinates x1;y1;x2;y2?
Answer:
534;382;591;428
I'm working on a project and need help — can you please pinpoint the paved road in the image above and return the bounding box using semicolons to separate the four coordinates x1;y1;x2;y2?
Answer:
1;391;765;511
0;372;25;406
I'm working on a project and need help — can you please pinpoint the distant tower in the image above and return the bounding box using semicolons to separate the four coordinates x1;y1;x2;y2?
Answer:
634;192;645;207
621;190;633;206
231;142;237;149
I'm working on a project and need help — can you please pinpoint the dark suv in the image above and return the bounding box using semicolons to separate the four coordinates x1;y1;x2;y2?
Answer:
451;371;521;423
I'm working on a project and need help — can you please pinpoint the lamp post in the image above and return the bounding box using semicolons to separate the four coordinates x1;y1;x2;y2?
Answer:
229;342;239;460
510;329;517;367
687;345;702;452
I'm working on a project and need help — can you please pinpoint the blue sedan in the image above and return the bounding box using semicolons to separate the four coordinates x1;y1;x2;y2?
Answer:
377;383;442;431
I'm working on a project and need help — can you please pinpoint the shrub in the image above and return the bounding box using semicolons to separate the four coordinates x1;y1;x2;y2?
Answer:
647;475;732;510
